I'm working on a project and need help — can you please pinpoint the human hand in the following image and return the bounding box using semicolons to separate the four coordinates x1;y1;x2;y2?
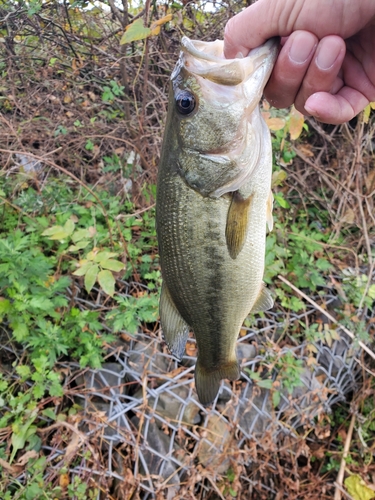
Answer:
224;0;375;124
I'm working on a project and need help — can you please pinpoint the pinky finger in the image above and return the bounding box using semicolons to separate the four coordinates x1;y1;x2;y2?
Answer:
304;87;370;124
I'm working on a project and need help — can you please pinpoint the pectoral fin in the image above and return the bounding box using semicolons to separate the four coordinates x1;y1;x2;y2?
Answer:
225;191;253;260
250;283;274;313
160;282;190;361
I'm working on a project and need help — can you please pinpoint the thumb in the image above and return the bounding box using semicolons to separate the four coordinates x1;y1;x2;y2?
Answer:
224;0;285;58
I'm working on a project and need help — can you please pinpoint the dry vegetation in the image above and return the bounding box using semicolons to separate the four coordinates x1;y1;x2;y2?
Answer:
0;1;375;499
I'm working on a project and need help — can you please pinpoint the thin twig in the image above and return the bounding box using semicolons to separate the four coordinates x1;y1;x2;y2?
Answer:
333;482;356;500
278;275;375;361
334;410;357;500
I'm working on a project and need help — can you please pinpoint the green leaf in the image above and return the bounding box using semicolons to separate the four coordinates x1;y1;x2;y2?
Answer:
84;264;99;293
63;218;75;236
41;225;72;240
345;474;375;500
16;365;31;380
12;321;29;342
257;379;273;390
10;416;37;463
93;251;118;263
73;260;94;277
120;19;152;45
272;390;281;407
42;408;57;421
100;259;124;272
0;299;11;315
97;269;115;296
274;193;290;209
68;240;90;252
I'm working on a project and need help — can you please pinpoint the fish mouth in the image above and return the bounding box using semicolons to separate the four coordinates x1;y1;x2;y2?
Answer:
180;37;279;86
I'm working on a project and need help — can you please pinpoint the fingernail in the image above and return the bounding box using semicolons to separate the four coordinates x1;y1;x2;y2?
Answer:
316;38;342;70
289;32;316;64
235;52;245;59
304;93;321;116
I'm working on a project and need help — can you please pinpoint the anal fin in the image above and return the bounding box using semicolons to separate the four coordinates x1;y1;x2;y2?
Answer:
251;283;274;313
160;282;189;361
225;191;253;260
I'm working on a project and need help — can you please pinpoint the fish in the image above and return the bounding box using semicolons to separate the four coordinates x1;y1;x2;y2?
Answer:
156;36;278;405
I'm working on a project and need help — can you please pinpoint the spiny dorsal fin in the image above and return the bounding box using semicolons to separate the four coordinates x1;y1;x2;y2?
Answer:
225;191;253;260
251;283;274;313
159;282;190;361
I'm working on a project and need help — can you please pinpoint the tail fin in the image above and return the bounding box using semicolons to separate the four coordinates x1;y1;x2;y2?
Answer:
195;358;240;406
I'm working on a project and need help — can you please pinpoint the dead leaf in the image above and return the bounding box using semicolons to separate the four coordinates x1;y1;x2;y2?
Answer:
59;472;70;489
289;106;305;140
64;432;82;465
295;144;314;157
0;457;20;474
265;117;286;131
341;208;355;224
15;450;38;467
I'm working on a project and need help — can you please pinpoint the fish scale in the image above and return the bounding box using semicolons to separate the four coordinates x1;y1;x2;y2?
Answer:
157;36;278;405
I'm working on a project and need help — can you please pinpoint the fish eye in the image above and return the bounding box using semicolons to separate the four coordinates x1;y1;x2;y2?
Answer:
176;91;196;115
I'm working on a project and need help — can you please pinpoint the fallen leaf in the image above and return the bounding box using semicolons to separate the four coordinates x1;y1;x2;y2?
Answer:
345;474;375;500
64;432;82;465
341;208;356;224
265;117;286;131
295;144;315;157
289;106;305;140
15;450;38;467
59;472;70;489
0;457;20;474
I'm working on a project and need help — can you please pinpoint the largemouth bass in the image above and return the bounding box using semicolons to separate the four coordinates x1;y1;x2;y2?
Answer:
156;36;278;405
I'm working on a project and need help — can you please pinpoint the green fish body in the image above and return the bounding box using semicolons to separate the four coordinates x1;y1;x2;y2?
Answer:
156;37;278;405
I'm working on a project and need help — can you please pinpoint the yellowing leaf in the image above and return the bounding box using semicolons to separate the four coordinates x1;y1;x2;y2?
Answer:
98;269;115;296
151;13;173;28
345;474;375;500
289;106;305;140
265;117;286;131
42;225;70;240
363;104;371;124
120;15;172;45
120;19;151;45
64;218;75;236
84;264;99;293
370;102;375;110
72;260;92;277
272;169;287;187
100;259;124;272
